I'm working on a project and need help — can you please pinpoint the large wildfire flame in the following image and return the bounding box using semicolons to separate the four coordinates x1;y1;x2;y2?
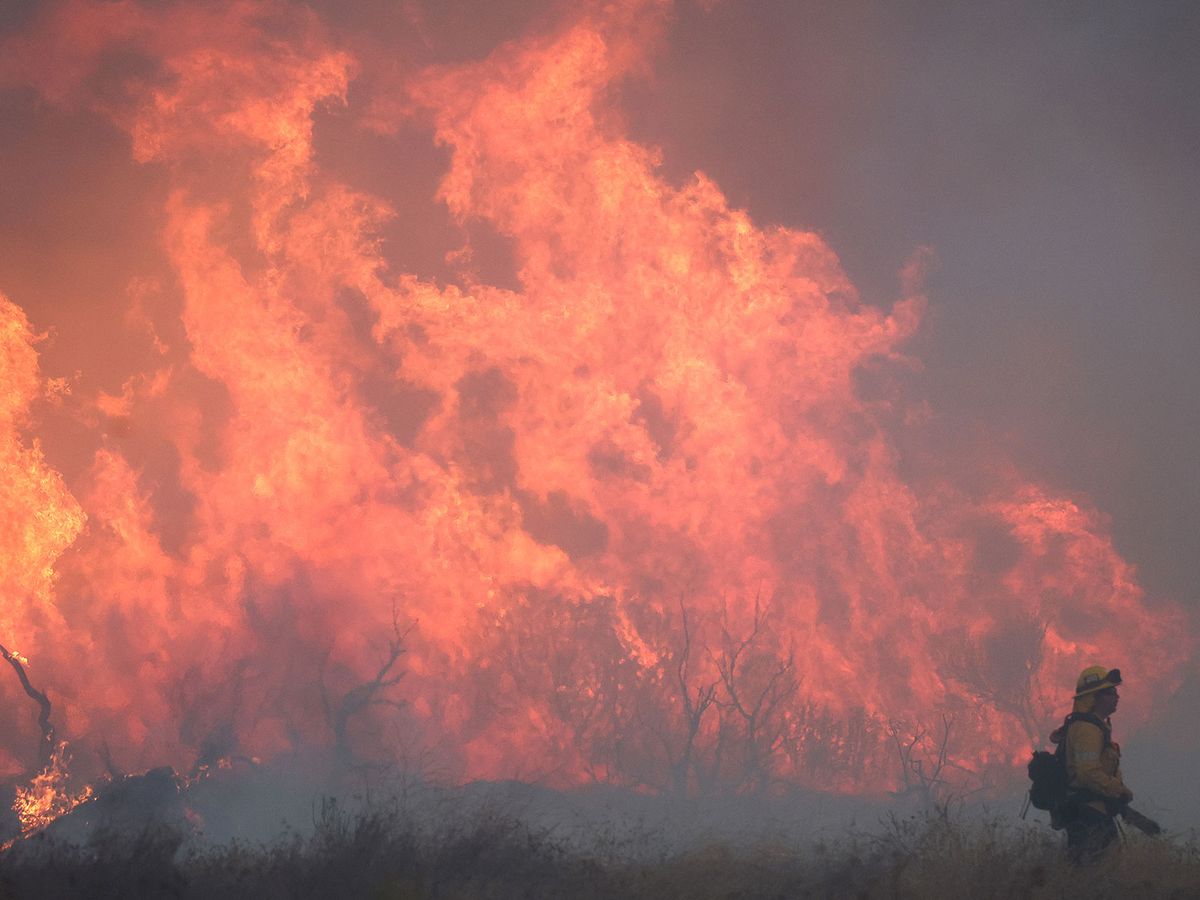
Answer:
0;0;1189;800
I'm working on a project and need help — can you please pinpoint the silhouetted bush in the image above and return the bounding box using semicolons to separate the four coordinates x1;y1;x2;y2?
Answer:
1;803;1198;899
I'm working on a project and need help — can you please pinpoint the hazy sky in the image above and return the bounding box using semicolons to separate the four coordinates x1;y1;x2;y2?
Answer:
4;1;1194;597
0;0;1196;815
618;0;1200;605
617;0;1200;812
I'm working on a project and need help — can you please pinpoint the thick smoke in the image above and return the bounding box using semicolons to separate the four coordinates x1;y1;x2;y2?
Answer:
0;0;1189;795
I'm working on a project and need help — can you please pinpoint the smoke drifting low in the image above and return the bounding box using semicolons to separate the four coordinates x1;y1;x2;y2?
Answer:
0;0;1190;798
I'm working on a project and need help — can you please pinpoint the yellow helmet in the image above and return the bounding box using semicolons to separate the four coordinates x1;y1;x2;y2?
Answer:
1074;666;1122;697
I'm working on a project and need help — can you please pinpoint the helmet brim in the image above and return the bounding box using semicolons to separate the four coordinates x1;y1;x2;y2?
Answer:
1074;682;1120;698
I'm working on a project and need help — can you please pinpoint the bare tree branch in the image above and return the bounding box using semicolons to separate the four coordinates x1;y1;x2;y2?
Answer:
887;713;956;810
321;604;415;766
0;642;54;769
669;597;718;793
713;593;799;793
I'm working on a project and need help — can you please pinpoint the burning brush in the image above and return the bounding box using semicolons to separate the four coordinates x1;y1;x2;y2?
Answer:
0;643;93;843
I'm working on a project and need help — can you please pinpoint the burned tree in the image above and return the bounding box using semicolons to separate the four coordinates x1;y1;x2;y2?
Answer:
470;592;631;784
320;605;413;767
0;641;96;838
712;594;799;794
785;703;881;785
1;642;54;770
885;712;985;812
469;588;716;793
937;616;1054;746
174;659;252;780
659;599;718;794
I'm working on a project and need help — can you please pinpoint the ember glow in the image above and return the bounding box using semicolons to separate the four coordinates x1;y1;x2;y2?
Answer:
11;743;93;836
0;0;1190;803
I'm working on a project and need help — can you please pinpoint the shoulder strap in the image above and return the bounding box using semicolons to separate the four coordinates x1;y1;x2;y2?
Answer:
1063;712;1111;749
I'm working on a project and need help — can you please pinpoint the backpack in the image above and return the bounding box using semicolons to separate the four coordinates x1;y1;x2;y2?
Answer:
1027;748;1068;811
1027;712;1109;815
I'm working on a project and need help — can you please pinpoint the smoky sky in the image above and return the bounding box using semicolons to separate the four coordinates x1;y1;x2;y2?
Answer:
334;0;1200;797
613;0;1200;809
0;0;1197;813
619;0;1200;607
4;1;1194;601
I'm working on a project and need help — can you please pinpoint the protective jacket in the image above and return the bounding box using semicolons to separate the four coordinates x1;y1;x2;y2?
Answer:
1050;715;1132;815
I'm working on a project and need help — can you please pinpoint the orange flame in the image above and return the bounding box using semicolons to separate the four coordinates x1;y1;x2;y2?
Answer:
12;744;94;835
0;0;1189;797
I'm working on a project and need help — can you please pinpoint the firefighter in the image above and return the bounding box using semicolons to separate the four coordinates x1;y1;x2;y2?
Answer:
1049;666;1131;863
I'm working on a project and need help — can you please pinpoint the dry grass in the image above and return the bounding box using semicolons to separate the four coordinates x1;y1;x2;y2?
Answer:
0;802;1197;899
